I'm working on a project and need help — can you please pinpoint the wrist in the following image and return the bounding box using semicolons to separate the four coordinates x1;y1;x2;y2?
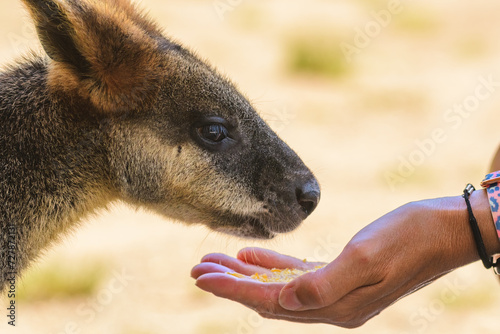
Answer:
409;193;500;269
446;189;500;268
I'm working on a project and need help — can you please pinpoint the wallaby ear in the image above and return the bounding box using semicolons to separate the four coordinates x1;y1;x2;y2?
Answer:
22;0;164;112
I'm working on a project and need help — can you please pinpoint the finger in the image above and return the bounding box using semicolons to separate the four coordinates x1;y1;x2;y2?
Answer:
279;251;382;311
195;272;284;309
257;311;328;324
191;262;233;279
237;247;323;270
195;272;333;321
195;273;334;321
200;253;273;276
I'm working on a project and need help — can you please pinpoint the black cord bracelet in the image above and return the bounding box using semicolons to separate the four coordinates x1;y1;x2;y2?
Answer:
462;184;499;270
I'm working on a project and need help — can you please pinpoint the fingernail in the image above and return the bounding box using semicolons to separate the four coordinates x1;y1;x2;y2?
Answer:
279;287;303;311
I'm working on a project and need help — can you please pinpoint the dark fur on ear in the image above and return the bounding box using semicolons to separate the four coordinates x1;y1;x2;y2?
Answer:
21;0;165;112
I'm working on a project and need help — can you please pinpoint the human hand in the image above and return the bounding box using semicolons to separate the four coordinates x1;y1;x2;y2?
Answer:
191;248;328;322
192;192;499;327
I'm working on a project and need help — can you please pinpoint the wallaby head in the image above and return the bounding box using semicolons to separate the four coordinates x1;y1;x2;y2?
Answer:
0;0;320;288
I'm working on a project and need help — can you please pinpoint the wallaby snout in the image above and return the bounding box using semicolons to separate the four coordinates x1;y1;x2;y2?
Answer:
0;0;320;290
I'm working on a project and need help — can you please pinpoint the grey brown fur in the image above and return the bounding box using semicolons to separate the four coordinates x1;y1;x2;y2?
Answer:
0;0;320;292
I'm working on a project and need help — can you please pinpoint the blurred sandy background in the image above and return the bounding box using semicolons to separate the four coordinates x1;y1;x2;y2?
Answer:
1;0;500;333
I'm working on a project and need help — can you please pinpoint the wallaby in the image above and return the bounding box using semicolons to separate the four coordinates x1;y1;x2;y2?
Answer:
0;0;320;292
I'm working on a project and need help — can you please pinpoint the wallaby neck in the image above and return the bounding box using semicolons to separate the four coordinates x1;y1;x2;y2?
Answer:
0;57;117;291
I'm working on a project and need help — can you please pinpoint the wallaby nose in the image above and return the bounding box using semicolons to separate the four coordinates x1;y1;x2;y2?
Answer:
296;179;320;217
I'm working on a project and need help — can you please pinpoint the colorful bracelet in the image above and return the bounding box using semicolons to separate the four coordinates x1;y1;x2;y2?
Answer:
480;171;500;275
480;171;500;241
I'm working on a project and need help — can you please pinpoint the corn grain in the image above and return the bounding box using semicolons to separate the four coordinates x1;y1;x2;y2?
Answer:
226;264;326;283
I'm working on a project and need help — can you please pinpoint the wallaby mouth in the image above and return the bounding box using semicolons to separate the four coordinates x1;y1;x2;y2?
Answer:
209;217;283;240
227;218;278;240
207;177;321;239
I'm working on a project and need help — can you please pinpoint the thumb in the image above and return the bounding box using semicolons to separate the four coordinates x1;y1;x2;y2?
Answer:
278;256;366;311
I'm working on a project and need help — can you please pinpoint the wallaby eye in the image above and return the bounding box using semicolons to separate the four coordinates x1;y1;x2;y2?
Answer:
191;116;240;152
198;124;228;143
